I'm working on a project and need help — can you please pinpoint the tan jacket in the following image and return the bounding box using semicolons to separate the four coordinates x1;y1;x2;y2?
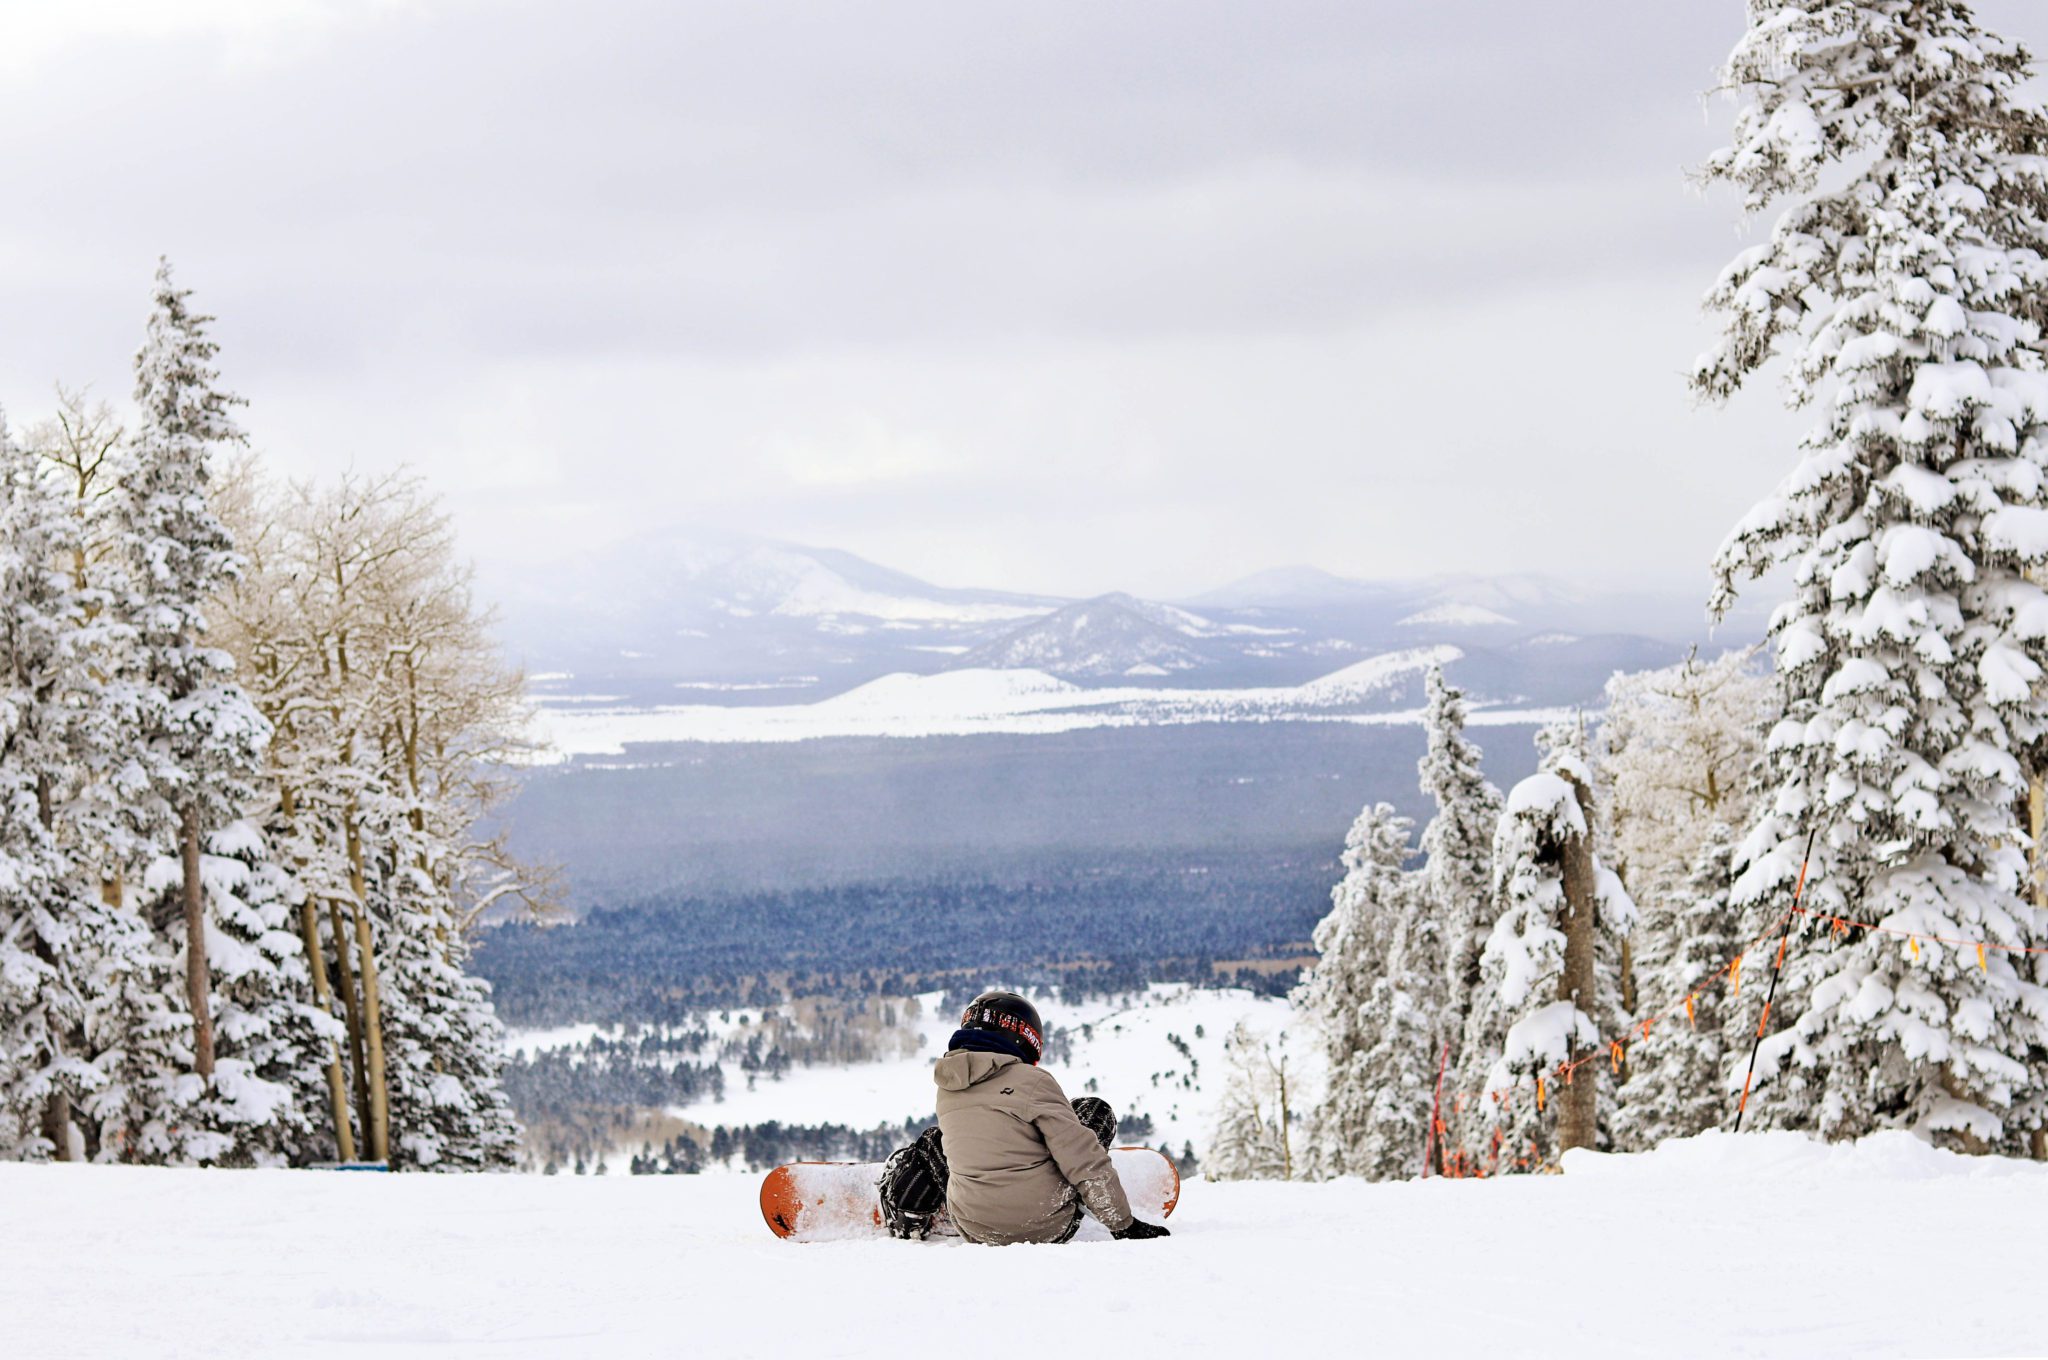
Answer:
933;1049;1133;1244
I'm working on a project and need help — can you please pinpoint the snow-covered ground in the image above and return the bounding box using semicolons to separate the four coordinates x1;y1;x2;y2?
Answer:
509;985;1317;1158
11;1131;2046;1359
530;655;1569;757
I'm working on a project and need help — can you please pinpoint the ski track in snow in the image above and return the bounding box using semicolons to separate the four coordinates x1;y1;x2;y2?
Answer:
9;1131;2046;1359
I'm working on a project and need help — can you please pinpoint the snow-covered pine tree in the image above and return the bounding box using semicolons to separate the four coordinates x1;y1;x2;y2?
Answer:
0;410;118;1159
1418;666;1504;1064
1696;2;2048;1150
93;260;330;1165
1344;920;1445;1180
363;803;519;1170
173;820;343;1165
1294;801;1419;1178
21;389;150;919
1612;822;1744;1149
119;257;271;1082
1452;724;1636;1169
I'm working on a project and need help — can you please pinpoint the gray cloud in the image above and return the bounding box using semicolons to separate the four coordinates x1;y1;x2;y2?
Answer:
2;0;2042;602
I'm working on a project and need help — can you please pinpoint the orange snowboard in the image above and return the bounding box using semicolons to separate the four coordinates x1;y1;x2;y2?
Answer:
759;1146;1181;1241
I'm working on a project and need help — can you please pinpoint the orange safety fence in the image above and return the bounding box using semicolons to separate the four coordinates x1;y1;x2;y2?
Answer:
1421;880;2048;1177
1785;904;2048;959
1425;905;1797;1176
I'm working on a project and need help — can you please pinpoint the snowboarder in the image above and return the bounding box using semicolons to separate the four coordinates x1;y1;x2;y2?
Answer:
878;991;1171;1244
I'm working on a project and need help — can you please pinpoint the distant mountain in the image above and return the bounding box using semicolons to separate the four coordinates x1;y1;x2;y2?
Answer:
1397;603;1517;629
953;594;1209;678
1294;645;1463;707
492;531;1065;699
493;529;1743;711
1189;566;1582;626
1187;566;1394;611
509;531;1053;630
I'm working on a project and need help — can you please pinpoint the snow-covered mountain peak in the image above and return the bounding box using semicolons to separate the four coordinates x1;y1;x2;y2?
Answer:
952;594;1206;679
1094;591;1222;638
1295;645;1463;706
1397;602;1518;628
820;667;1084;716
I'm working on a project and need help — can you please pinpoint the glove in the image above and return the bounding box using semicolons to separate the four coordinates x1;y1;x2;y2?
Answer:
1112;1219;1171;1240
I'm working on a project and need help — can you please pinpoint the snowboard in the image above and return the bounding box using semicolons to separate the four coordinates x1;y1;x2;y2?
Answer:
759;1145;1181;1242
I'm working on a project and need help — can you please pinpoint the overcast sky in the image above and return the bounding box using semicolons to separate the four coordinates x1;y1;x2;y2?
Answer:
3;0;2045;603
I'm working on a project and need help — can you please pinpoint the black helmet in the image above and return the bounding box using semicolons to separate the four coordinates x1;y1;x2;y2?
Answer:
959;991;1045;1064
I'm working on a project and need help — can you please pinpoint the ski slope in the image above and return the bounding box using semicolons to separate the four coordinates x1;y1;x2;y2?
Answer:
9;1131;2046;1359
507;985;1317;1162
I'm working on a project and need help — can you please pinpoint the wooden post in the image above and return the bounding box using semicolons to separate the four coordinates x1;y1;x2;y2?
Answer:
180;804;215;1078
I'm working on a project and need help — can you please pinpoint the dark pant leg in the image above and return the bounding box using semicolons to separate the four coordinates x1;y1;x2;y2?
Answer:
1070;1097;1116;1149
878;1126;949;1239
1052;1100;1116;1242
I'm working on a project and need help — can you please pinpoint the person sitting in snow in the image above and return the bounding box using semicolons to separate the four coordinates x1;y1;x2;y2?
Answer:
878;990;1170;1244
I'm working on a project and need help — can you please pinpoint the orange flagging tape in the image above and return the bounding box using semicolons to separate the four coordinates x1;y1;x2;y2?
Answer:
1787;906;2048;957
1438;887;2048;1169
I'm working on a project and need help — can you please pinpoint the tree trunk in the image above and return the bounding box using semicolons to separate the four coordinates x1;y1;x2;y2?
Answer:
1276;1059;1292;1182
40;1091;72;1162
348;897;392;1164
1556;774;1599;1154
328;898;373;1145
2030;772;2045;913
345;808;392;1164
180;804;215;1078
29;926;74;1161
297;896;358;1163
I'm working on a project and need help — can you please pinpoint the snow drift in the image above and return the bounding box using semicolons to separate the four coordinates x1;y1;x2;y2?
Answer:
9;1130;2044;1359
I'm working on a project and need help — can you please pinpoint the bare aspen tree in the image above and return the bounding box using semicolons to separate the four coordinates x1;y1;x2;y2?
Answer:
215;463;534;1166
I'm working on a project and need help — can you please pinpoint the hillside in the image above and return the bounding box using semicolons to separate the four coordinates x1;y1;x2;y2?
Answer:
953;593;1209;677
11;1132;2046;1358
496;530;1726;704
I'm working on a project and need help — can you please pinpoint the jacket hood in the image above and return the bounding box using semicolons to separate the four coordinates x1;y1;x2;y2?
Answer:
933;1048;1021;1092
